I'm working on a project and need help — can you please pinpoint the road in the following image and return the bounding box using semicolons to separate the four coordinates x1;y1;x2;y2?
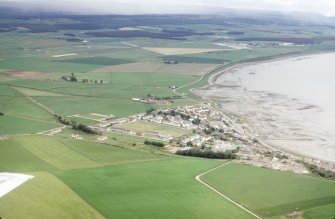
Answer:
195;161;263;219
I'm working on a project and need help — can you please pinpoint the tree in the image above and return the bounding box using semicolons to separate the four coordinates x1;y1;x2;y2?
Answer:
146;107;155;114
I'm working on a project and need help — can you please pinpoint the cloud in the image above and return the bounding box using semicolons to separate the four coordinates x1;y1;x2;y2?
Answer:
1;0;335;16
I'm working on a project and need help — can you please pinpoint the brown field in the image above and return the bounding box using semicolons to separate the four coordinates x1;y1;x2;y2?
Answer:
142;47;225;55
92;62;218;75
2;71;61;79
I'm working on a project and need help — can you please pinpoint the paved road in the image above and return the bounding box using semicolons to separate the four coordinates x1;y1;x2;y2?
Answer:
195;161;263;219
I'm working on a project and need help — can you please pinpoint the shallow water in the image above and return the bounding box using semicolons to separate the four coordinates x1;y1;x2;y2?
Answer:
199;53;335;162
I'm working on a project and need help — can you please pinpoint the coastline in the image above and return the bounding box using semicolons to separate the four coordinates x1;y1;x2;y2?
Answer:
193;51;335;166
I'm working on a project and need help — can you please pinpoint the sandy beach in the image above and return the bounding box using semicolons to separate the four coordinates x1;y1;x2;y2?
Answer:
197;53;335;163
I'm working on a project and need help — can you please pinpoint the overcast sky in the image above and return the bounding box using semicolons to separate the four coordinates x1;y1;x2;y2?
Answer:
1;0;335;16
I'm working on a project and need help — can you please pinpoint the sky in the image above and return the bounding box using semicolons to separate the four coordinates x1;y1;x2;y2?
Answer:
1;0;335;16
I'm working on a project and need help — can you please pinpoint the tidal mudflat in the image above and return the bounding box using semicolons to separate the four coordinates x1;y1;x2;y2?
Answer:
198;53;335;163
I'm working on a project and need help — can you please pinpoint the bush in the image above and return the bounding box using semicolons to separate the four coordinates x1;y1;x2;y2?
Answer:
72;123;98;135
176;148;237;159
55;115;71;125
0;112;4;116
146;107;155;114
144;140;165;147
298;160;335;180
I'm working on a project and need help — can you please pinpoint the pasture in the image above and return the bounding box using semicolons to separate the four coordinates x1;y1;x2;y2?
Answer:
202;162;335;218
0;135;254;219
57;159;255;219
142;47;226;55
92;62;218;75
0;172;105;219
115;120;191;137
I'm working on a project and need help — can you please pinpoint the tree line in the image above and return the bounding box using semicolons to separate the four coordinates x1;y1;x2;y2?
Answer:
144;140;165;147
55;115;97;135
176;148;237;159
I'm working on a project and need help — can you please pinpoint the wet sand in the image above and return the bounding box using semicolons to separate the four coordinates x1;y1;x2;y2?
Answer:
197;53;335;163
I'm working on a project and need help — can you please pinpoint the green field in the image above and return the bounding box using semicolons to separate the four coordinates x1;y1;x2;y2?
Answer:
57;159;254;219
0;172;105;219
202;162;335;218
0;135;253;219
115;120;191;137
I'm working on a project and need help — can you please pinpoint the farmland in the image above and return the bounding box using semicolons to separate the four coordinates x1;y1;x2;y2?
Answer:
1;13;335;219
202;162;335;218
115;120;191;137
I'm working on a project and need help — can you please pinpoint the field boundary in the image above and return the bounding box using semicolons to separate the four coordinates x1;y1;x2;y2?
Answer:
14;87;56;115
195;161;263;219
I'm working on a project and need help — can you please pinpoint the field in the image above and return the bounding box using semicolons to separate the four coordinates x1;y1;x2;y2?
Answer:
0;135;253;219
0;172;105;219
202;162;335;218
56;159;254;219
142;47;227;55
93;62;218;75
115;120;191;137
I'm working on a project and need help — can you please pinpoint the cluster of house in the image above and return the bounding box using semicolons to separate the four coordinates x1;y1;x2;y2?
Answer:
141;113;197;129
162;60;178;64
71;134;83;140
140;105;255;150
90;104;256;150
92;114;173;141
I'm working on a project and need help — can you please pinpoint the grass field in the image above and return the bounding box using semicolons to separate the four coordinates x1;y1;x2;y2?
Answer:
93;62;217;75
0;135;254;219
202;162;335;218
142;47;226;55
115;120;191;137
0;172;105;219
14;87;67;96
0;135;164;172
57;159;255;219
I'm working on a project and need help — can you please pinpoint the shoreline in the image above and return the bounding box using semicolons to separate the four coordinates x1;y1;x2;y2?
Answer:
193;50;335;166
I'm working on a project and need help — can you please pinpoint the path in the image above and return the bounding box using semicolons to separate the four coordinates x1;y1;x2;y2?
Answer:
172;64;226;103
195;161;263;219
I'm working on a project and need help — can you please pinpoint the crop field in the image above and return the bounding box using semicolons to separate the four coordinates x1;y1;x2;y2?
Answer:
0;172;105;219
0;135;254;219
14;87;67;97
142;47;226;55
57;159;254;219
93;62;218;75
202;162;335;218
115;120;191;137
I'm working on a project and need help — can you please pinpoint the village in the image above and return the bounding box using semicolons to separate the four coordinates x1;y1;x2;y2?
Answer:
82;104;311;174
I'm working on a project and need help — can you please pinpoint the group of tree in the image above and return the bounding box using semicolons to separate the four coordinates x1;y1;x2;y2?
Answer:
146;107;156;114
0;112;4;116
176;148;237;159
157;110;191;120
61;72;77;82
146;94;175;100
72;123;98;135
298;160;335;180
55;115;97;135
144;140;165;147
